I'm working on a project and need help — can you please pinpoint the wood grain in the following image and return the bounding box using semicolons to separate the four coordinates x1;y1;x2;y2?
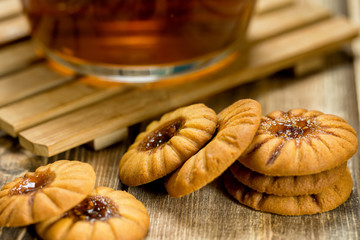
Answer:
18;16;359;157
0;0;359;240
0;0;22;20
0;78;131;137
348;0;360;121
0;63;73;108
248;1;331;43
0;41;38;77
0;15;29;45
87;127;128;151
256;0;294;15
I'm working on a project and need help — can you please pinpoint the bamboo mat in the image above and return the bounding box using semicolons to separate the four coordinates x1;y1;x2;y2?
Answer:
0;0;358;156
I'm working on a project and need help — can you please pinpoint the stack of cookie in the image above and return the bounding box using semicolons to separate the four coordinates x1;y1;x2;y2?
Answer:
118;99;357;216
225;109;358;215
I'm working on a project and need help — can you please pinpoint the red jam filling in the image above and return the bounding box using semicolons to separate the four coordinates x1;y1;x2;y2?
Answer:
264;118;316;139
65;196;120;222
140;117;185;151
9;170;55;196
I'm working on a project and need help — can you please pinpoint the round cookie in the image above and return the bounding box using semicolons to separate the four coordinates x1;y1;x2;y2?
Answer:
238;109;358;176
0;160;95;227
165;99;261;197
230;161;347;196
119;103;217;186
224;168;353;216
36;186;150;240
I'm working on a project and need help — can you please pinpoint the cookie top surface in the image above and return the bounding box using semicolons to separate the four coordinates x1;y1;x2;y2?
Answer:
224;168;353;216
238;109;358;176
119;103;217;186
165;99;261;197
36;186;150;240
0;160;95;227
230;161;347;196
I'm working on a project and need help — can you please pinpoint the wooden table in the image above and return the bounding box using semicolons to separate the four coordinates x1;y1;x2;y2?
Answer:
1;0;360;239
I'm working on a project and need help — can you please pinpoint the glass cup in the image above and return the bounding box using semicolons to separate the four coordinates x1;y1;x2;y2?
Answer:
21;0;256;83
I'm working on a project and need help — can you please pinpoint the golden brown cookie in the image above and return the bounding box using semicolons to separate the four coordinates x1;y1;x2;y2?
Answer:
0;160;95;227
238;109;358;176
165;99;261;197
230;161;347;196
36;186;150;240
119;103;217;186
224;168;353;216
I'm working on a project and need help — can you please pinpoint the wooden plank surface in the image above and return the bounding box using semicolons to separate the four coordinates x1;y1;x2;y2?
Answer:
88;127;128;151
0;0;360;240
0;63;74;108
256;0;294;15
0;0;22;20
0;78;130;137
348;0;360;121
0;15;30;45
18;16;359;157
0;41;38;77
248;1;331;43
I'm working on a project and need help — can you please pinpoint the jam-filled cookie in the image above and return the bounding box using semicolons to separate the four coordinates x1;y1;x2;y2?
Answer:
0;160;95;227
238;109;358;176
224;168;353;216
230;161;347;196
119;103;217;186
165;99;261;197
36;186;150;240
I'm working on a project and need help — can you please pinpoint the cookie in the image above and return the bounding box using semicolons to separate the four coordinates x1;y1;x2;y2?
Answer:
119;103;217;186
230;161;347;196
0;160;95;227
238;109;358;176
224;168;353;216
36;186;150;240
165;99;261;197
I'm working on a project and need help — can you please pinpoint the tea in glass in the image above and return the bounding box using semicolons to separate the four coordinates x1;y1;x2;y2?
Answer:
21;0;256;82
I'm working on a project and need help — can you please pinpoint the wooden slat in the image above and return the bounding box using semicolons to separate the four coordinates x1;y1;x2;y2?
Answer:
0;1;328;138
0;63;74;108
18;17;359;156
249;2;331;43
0;15;30;45
255;0;294;15
88;127;128;151
0;0;22;20
0;78;131;137
294;55;326;76
0;41;38;76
